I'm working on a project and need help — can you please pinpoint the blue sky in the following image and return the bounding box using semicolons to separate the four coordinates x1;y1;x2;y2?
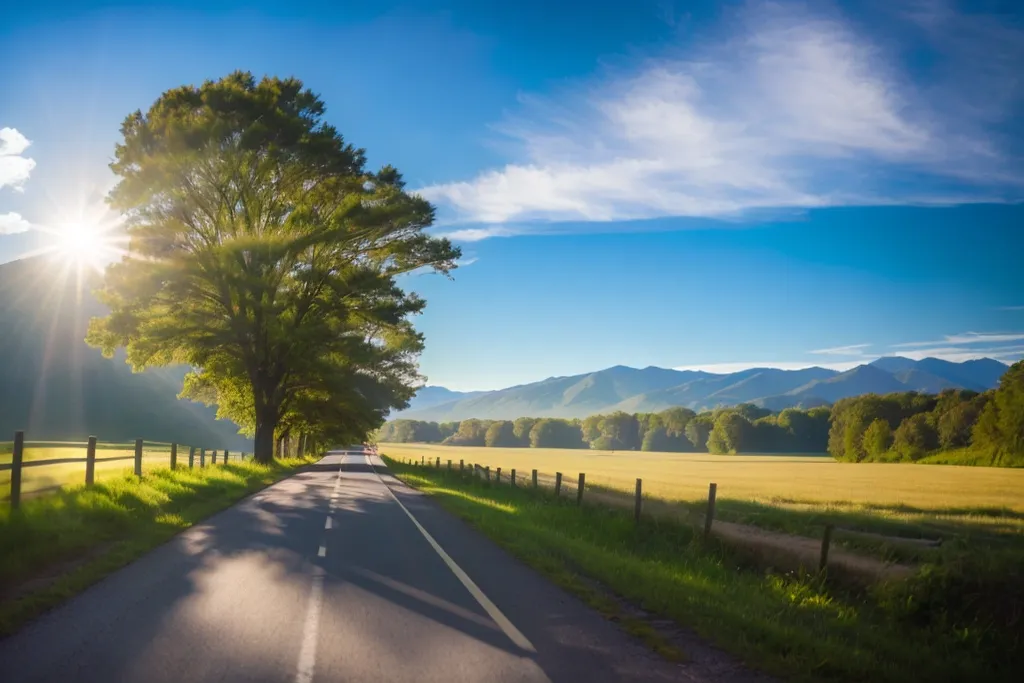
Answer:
2;0;1023;391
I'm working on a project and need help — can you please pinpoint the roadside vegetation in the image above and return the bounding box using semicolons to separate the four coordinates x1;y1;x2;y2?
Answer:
0;457;313;635
378;360;1024;466
385;456;1022;683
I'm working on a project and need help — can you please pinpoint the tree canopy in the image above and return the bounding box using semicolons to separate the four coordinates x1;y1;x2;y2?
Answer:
87;72;459;461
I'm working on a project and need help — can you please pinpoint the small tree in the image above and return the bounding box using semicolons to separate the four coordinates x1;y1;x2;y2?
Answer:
862;418;893;460
484;420;518;447
892;414;938;461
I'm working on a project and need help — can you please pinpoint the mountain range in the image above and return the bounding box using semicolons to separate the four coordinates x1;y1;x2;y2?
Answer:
394;357;1010;422
0;256;250;449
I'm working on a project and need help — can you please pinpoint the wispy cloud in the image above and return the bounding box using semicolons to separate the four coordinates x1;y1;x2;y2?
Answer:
809;343;871;356
0;128;36;192
679;331;1024;375
0;212;31;234
435;226;517;242
419;1;1023;232
892;332;1024;347
997;306;1024;311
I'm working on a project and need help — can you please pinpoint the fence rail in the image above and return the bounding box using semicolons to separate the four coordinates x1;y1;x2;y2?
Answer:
3;430;252;509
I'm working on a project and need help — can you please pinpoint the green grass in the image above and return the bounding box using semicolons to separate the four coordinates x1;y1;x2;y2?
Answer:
385;456;1021;683
0;456;313;635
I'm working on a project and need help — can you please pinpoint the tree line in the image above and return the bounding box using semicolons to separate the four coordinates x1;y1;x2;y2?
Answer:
830;360;1023;465
379;360;1023;465
377;403;832;454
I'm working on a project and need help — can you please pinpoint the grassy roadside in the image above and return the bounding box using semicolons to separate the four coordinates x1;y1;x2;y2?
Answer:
0;457;314;635
385;457;1020;683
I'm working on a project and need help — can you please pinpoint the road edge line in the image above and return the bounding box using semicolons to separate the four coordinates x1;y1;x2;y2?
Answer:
368;456;537;654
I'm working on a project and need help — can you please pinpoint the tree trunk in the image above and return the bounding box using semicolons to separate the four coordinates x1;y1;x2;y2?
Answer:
254;417;276;463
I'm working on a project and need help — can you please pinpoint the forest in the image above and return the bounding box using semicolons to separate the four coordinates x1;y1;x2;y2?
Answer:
377;361;1023;465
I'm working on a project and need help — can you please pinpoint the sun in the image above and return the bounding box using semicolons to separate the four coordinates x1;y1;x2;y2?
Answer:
50;221;123;272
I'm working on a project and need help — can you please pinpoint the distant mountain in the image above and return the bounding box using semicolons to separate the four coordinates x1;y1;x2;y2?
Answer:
779;364;909;404
0;256;250;449
395;357;1010;422
400;386;486;414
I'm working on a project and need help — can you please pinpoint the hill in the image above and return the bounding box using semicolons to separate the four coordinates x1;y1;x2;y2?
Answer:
0;256;249;449
395;356;1009;422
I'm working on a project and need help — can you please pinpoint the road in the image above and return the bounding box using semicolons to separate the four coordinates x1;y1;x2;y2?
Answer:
0;451;694;683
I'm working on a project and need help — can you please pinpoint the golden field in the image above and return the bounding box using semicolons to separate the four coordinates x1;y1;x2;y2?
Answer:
380;442;1024;512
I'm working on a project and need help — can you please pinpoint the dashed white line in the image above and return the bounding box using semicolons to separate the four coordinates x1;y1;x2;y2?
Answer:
317;544;327;558
294;566;325;683
325;516;332;530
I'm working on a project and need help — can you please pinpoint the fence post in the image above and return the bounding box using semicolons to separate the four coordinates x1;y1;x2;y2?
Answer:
436;456;441;468
134;439;143;477
555;472;562;497
460;459;464;472
223;449;228;464
170;442;177;470
200;448;206;468
511;468;516;487
704;483;717;540
634;478;642;523
577;473;585;505
448;459;452;471
485;466;491;482
820;524;833;572
189;446;195;469
212;449;218;465
86;436;97;485
496;467;502;483
10;430;24;510
532;469;538;488
421;456;425;466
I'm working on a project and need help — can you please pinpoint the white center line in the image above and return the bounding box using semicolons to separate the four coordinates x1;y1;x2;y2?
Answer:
368;454;537;654
325;516;332;530
294;566;325;683
317;544;327;558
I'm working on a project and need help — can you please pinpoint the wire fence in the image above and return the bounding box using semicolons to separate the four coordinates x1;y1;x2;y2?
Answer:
1;431;252;507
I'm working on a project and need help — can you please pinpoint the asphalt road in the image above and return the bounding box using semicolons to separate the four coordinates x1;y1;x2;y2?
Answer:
0;452;693;683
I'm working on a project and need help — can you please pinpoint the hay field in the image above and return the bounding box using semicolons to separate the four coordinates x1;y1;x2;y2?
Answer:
380;443;1024;512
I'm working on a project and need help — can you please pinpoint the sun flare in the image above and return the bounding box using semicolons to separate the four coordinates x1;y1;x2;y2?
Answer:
49;221;124;272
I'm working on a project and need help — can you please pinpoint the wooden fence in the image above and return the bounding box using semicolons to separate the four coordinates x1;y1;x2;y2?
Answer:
1;430;251;510
405;455;843;574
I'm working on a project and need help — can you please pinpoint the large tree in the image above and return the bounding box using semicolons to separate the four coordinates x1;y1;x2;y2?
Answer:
87;72;459;461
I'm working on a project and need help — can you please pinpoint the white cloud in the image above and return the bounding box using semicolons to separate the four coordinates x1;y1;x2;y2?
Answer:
435;226;518;242
0;127;36;191
0;212;31;234
809;343;871;356
419;2;1023;231
457;256;479;267
892;332;1024;347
